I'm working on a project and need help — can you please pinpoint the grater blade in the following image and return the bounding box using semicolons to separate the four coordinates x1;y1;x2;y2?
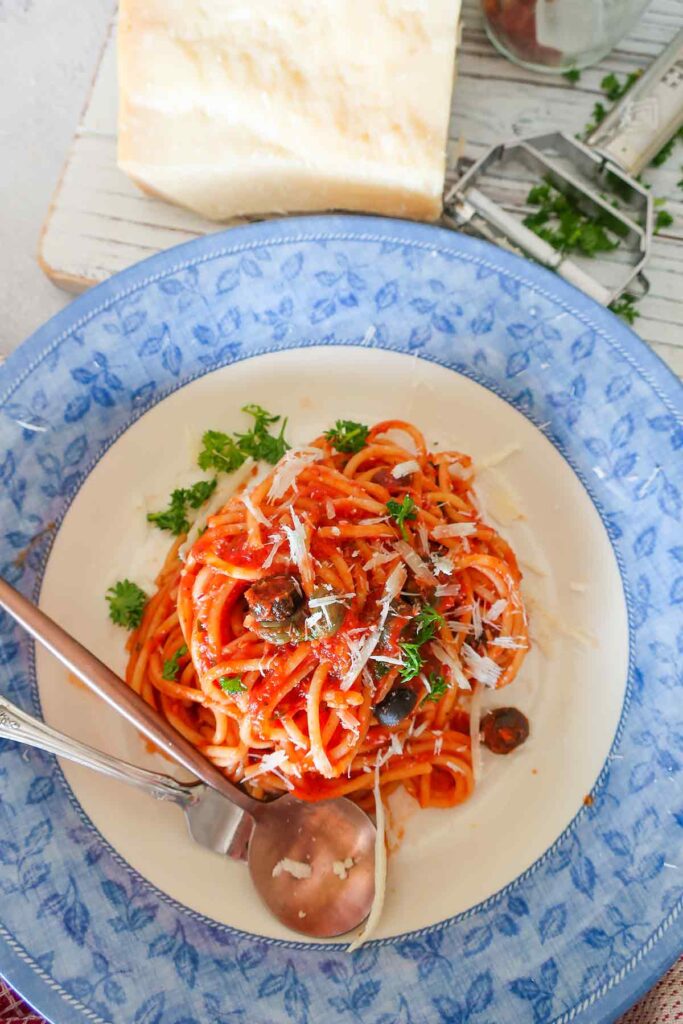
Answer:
443;29;683;306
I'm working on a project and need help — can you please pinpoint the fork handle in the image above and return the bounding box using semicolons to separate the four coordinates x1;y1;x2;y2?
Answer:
0;696;196;806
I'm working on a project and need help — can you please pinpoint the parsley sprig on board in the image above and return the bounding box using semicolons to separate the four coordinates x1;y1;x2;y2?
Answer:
386;495;417;540
608;293;640;325
324;420;370;454
147;479;217;535
198;404;289;473
524;181;618;257
106;580;147;630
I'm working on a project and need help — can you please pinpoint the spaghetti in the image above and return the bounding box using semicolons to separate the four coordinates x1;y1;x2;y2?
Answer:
125;420;529;810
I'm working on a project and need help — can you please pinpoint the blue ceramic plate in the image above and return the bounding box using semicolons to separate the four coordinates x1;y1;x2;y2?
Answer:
0;216;681;1024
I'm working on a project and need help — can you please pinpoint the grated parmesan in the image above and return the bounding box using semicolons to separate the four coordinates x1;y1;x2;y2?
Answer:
282;509;313;585
240;490;272;528
431;552;454;576
485;598;507;623
472;602;483;639
262;536;283;569
490;636;528;650
417;521;431;557
363;549;398;572
347;765;386;952
395;540;439;586
461;644;501;687
391;459;420;479
272;858;312;880
268;447;323;501
431;522;477;540
333;857;356;880
325;498;336;520
339;563;407;690
247;749;288;780
431;640;471;691
308;593;354;609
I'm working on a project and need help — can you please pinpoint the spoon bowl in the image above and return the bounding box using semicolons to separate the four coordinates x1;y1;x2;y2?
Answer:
249;795;376;937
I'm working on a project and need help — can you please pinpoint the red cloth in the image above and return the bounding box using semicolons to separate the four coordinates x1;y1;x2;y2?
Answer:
0;959;680;1022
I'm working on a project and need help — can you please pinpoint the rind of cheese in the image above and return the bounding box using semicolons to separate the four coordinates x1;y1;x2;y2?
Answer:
117;0;461;222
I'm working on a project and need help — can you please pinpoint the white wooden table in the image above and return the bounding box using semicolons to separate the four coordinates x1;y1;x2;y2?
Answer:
36;0;683;378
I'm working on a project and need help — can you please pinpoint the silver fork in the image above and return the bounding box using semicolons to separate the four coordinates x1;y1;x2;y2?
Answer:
0;696;254;857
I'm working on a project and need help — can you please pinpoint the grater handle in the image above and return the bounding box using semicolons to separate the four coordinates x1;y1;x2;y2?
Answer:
586;29;683;176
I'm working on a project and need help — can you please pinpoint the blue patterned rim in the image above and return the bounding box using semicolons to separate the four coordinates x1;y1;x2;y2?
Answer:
0;215;681;1024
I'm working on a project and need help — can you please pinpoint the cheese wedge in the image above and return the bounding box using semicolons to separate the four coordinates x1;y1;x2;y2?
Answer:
117;0;461;222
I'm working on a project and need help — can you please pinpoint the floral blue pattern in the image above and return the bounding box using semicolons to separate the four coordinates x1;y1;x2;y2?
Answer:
0;216;681;1024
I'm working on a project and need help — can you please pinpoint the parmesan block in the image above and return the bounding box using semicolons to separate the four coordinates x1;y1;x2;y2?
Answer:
117;0;461;222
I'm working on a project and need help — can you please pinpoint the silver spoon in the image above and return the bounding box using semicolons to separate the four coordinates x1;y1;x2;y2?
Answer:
0;577;376;938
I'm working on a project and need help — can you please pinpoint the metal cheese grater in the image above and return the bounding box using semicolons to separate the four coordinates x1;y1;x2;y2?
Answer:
444;29;683;306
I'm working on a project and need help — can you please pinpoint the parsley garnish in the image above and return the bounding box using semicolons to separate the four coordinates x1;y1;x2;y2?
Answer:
600;71;640;103
162;644;188;681
324;420;370;454
655;209;674;234
198;405;289;473
399;605;444;682
219;676;246;693
386;495;417;540
399;643;425;683
147;479;217;535
422;672;449;704
106;580;147;630
198;431;246;474
235;405;289;464
562;68;581;84
609;293;640;325
413;605;445;645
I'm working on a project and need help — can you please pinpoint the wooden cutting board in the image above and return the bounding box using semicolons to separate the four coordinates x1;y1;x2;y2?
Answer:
39;1;683;374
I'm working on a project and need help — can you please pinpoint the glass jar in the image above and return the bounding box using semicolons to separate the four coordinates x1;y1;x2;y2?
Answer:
481;0;652;73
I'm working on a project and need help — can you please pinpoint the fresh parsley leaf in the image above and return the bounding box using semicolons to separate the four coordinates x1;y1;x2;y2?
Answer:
609;292;640;325
562;68;581;83
524;179;619;258
234;404;289;465
399;642;424;683
655;209;674;234
198;430;247;474
386;495;417;540
323;420;370;454
413;605;445;645
584;101;607;135
398;605;444;682
600;70;639;103
162;644;188;681
219;676;246;693
106;579;147;630
147;489;189;535
185;479;218;508
147;479;217;535
200;405;289;472
651;135;677;167
422;672;449;703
